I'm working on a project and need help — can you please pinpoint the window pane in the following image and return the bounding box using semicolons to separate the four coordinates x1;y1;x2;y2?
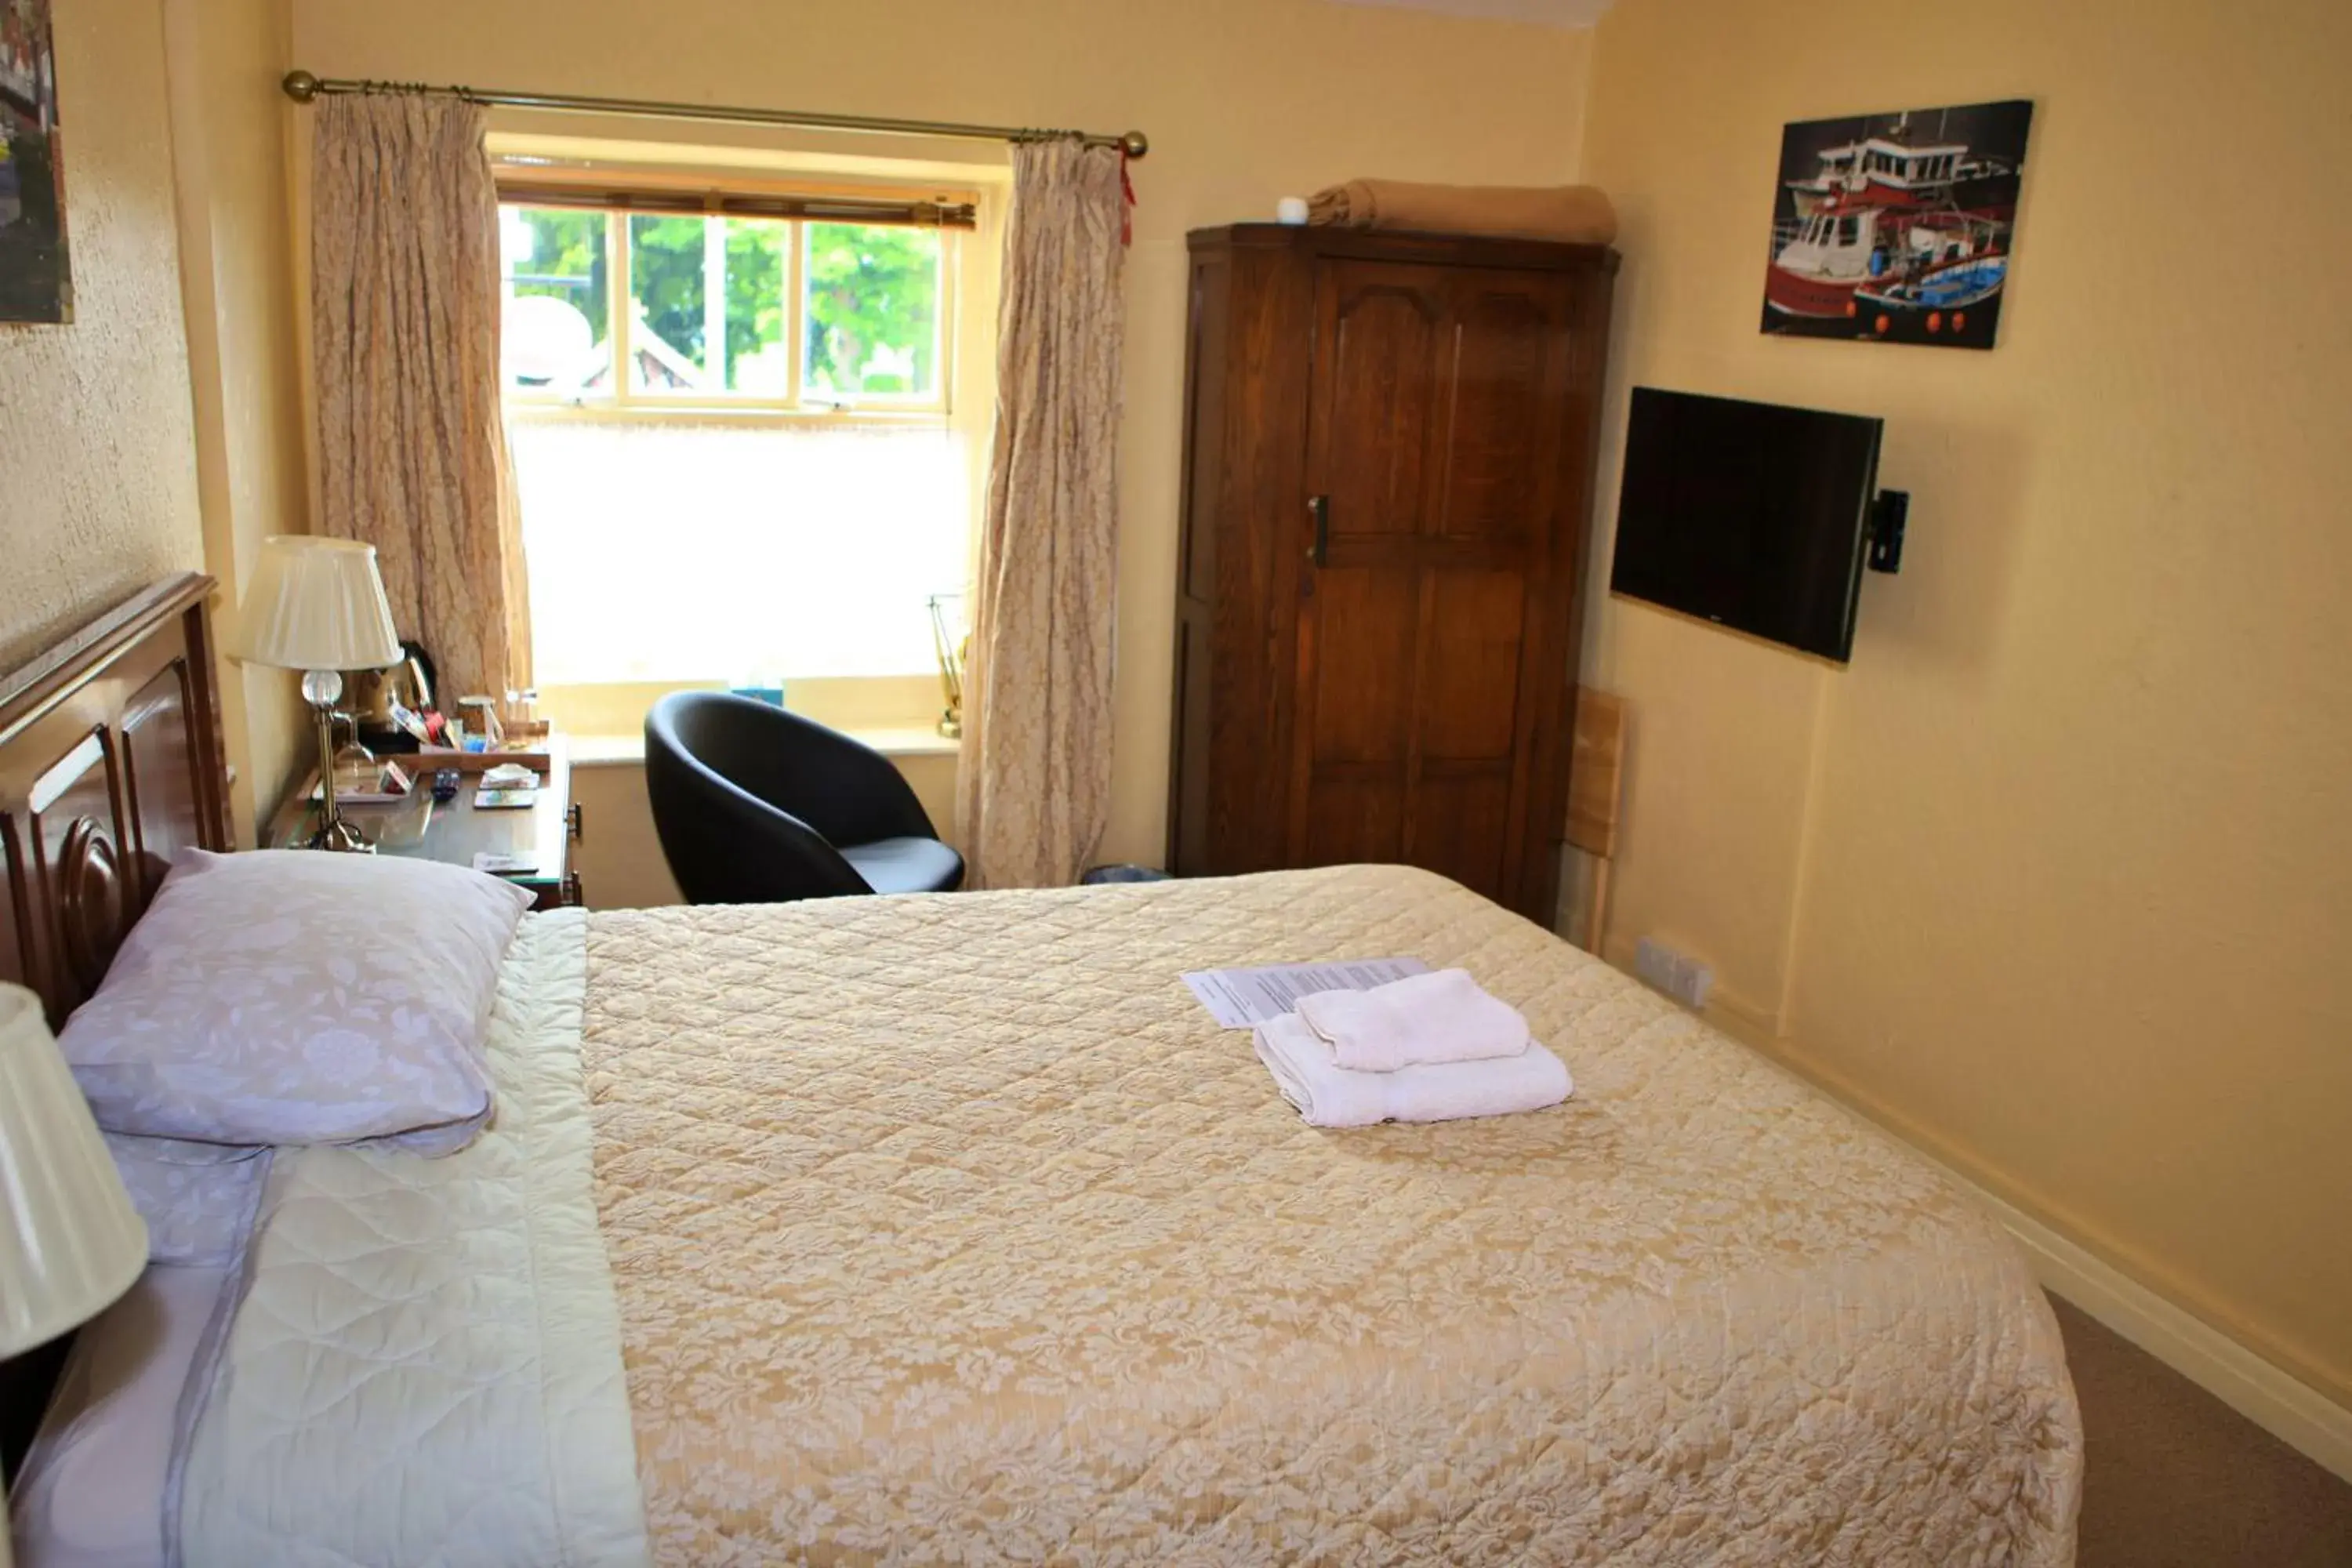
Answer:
628;214;710;391
500;207;608;394
802;223;942;401
724;218;790;394
513;421;970;683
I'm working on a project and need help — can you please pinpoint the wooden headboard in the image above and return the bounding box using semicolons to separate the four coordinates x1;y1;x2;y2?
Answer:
0;572;233;1030
0;574;233;1480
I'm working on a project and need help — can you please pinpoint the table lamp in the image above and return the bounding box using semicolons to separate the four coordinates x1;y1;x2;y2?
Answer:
238;535;404;851
0;982;147;1568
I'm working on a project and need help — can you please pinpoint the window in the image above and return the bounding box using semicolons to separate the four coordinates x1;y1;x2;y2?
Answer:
495;171;987;699
511;418;971;685
498;192;960;411
503;209;609;389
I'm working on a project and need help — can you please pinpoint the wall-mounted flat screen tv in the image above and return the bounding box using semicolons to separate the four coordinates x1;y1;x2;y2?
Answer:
1610;387;1884;662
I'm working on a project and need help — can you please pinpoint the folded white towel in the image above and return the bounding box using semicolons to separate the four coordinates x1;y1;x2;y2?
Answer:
1295;967;1530;1072
1253;1013;1572;1128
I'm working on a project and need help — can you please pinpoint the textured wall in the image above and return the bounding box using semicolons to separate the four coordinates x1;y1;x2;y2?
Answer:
1580;0;2352;1406
0;0;204;671
289;0;1597;869
162;0;311;840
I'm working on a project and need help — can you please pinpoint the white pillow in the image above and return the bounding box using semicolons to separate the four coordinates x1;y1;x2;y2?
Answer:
59;848;535;1154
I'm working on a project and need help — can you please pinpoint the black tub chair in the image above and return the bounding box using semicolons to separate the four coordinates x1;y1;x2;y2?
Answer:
644;691;964;903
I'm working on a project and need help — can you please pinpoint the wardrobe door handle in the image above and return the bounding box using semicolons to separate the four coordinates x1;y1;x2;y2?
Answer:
1306;495;1330;566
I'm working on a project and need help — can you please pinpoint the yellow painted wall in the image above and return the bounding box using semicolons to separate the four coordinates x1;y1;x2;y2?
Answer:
0;0;204;670
285;0;1596;873
570;762;681;910
162;0;312;840
1580;0;2352;1406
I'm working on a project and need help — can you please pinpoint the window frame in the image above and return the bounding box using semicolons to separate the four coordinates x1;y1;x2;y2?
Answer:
499;191;963;426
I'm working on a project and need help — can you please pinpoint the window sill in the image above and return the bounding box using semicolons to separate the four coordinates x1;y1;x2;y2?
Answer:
544;678;954;762
570;726;959;769
506;401;953;430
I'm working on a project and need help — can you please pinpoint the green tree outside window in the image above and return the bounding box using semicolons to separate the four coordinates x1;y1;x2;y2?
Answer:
505;209;609;387
504;205;943;402
805;223;941;397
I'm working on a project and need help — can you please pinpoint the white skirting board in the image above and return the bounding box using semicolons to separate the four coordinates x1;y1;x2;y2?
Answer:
1679;991;2352;1486
1933;1152;2352;1486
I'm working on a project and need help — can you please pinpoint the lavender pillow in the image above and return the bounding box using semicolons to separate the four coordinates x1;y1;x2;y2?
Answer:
59;848;535;1154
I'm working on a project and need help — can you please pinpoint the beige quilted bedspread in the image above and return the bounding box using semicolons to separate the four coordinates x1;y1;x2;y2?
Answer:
580;866;2081;1566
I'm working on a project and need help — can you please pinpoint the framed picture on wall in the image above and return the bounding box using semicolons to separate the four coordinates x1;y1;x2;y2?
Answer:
0;0;69;325
1762;99;2033;350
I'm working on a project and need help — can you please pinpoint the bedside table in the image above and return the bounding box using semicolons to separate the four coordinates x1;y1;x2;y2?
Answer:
267;735;583;909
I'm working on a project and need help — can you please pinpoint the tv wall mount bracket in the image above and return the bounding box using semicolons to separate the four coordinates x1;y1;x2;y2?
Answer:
1867;490;1909;574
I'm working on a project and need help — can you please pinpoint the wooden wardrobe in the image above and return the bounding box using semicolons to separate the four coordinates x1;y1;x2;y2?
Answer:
1166;224;1617;922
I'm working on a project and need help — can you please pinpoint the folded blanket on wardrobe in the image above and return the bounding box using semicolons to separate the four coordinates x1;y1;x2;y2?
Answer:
1254;1013;1572;1128
1297;967;1529;1072
1305;179;1618;245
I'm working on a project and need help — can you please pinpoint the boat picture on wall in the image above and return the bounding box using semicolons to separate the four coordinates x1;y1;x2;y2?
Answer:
1761;99;2033;350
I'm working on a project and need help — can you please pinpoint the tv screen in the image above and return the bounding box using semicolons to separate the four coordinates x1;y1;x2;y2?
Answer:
1609;387;1883;662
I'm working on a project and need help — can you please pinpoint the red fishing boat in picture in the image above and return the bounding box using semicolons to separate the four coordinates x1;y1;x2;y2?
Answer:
1762;198;1893;318
1761;100;2033;350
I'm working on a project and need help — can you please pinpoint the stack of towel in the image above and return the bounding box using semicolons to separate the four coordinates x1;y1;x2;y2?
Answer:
1254;967;1572;1128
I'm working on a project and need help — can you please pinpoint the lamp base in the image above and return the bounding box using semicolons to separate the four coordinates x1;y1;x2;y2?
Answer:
302;671;373;852
303;815;376;853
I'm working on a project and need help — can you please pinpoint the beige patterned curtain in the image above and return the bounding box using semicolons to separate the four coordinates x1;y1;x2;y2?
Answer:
955;140;1129;888
309;93;529;707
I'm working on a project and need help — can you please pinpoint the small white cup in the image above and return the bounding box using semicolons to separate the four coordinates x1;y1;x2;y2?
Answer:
1276;196;1310;225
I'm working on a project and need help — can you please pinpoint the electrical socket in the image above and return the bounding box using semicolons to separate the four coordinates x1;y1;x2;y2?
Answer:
1633;936;1681;1000
1634;936;1715;1012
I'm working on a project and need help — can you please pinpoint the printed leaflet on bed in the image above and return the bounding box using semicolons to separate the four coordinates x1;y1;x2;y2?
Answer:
1181;958;1431;1028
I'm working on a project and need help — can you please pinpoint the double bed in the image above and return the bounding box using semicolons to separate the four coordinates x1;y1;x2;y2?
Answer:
3;578;2082;1566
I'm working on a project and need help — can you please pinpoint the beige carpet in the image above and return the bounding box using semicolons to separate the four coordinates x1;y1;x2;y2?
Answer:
2053;1294;2352;1566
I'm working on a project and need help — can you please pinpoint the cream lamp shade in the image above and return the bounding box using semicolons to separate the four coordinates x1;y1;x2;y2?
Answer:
0;982;147;1359
238;535;403;672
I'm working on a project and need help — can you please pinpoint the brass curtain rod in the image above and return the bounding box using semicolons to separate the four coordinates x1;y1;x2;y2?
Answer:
280;71;1149;158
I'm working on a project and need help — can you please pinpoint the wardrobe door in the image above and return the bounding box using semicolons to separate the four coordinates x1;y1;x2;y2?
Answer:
1285;259;1450;875
1287;260;1580;910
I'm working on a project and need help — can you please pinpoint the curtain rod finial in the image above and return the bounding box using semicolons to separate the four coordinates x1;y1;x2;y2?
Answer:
1120;130;1149;160
283;69;321;103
